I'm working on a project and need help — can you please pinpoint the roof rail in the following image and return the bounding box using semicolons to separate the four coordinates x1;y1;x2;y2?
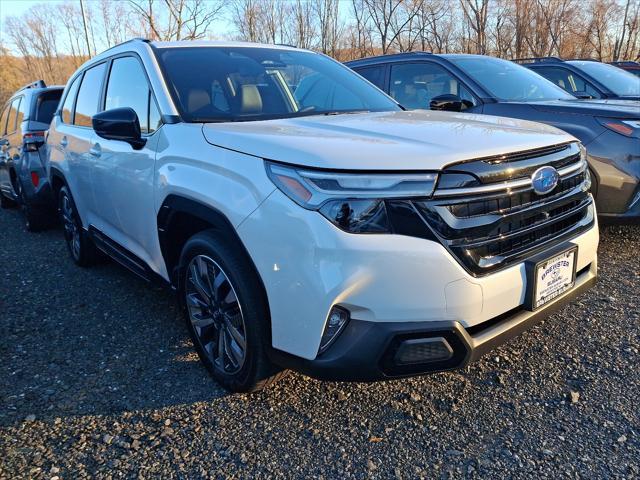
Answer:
18;80;47;92
98;37;151;56
610;60;640;67
348;51;432;64
512;56;563;64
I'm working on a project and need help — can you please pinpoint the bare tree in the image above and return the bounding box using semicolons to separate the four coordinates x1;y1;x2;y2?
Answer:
128;0;223;41
314;0;343;56
459;0;489;54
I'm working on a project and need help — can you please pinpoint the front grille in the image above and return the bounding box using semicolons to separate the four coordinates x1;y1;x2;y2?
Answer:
415;142;594;275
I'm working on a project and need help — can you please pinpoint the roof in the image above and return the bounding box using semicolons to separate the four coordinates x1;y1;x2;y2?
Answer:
150;40;301;51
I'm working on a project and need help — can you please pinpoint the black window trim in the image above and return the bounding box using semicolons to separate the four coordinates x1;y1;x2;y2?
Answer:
102;52;164;137
387;60;483;108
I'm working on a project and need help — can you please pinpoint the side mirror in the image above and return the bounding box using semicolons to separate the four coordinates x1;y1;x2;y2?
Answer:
572;91;595;100
0;138;8;146
430;94;463;112
92;107;146;150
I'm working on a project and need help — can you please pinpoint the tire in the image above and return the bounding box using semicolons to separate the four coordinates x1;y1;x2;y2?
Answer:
23;203;50;232
16;180;50;232
0;191;17;209
58;186;99;267
179;229;284;393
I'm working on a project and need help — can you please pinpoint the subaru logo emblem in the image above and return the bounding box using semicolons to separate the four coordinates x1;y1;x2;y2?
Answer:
531;166;559;195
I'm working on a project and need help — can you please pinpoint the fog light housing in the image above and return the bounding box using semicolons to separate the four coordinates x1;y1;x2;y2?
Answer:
394;337;453;365
318;306;349;354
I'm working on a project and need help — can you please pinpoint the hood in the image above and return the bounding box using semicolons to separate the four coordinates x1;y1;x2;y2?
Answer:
520;99;640;119
201;110;574;171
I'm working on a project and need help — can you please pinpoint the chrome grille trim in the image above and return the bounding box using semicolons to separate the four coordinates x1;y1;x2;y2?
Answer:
432;159;586;198
416;143;594;276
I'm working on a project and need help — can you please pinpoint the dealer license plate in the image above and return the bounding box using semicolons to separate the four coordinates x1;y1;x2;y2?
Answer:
531;247;577;310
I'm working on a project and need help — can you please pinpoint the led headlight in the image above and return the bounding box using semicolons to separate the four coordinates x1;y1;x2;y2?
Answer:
265;161;437;233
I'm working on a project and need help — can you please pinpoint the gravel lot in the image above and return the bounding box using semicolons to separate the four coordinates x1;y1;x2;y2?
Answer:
0;206;638;479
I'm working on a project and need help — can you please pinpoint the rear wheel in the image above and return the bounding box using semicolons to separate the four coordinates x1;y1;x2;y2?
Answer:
58;186;99;266
179;230;284;393
0;191;17;209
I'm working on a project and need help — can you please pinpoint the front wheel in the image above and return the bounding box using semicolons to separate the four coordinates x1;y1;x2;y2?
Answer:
179;230;284;393
58;186;99;266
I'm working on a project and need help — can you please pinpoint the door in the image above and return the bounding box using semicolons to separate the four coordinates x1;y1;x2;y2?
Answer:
60;63;106;226
90;55;162;267
388;62;481;113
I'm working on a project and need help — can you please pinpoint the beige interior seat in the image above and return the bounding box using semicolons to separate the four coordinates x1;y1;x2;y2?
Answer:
240;85;263;113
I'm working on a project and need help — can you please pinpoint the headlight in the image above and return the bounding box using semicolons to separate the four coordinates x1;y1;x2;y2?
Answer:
265;161;437;233
597;118;640;138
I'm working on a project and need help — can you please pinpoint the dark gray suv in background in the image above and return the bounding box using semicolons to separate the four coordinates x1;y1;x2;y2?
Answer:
516;57;640;101
0;81;63;230
346;54;640;222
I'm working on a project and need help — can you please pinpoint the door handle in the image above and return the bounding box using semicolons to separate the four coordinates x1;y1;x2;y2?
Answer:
89;144;102;158
60;136;68;148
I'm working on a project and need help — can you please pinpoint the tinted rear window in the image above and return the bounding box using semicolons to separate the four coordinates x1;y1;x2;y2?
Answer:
34;90;63;124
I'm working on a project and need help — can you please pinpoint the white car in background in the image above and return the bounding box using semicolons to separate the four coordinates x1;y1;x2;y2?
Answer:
47;39;598;392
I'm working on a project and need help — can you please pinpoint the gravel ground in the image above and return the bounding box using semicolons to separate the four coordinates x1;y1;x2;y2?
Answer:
0;207;638;479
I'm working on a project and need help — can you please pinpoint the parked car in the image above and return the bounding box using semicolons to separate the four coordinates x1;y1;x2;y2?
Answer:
514;57;640;101
48;39;598;392
609;61;640;77
0;80;64;230
346;53;640;222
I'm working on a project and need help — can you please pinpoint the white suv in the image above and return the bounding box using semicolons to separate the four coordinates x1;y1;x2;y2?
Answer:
48;40;599;392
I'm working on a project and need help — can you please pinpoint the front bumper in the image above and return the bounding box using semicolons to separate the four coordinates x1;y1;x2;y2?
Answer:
238;190;600;361
270;260;597;381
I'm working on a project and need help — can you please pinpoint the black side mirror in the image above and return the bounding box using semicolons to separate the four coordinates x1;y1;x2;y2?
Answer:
430;94;463;112
572;91;595;100
92;107;146;150
0;138;8;146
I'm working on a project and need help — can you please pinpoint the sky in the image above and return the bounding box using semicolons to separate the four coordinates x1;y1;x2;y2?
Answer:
0;0;65;24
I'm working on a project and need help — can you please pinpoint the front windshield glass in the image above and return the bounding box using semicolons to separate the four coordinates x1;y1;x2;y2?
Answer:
448;56;575;101
568;61;640;97
156;46;401;122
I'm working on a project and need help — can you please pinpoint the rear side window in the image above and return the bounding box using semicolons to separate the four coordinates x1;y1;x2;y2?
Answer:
61;76;81;124
0;104;9;136
357;66;387;90
105;56;159;133
35;90;63;124
6;97;21;133
534;67;601;98
74;63;106;127
17;96;28;125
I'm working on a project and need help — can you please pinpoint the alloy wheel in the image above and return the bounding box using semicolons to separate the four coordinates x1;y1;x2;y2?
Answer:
61;194;81;260
185;255;247;374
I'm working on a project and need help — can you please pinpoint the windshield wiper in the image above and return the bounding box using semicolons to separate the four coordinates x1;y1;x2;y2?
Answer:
321;110;371;116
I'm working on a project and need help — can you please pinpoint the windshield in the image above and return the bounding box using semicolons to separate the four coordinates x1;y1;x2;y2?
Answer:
568;61;640;97
156;46;401;122
448;56;575;101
